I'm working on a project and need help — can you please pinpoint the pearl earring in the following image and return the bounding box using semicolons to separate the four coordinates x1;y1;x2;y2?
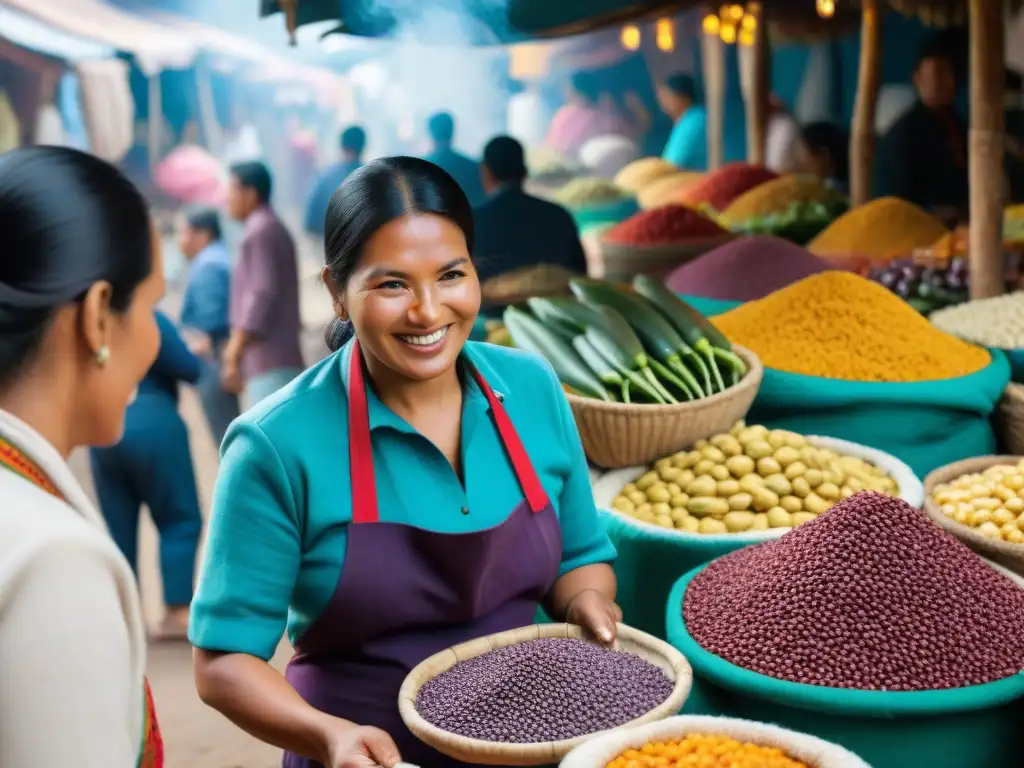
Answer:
96;345;110;366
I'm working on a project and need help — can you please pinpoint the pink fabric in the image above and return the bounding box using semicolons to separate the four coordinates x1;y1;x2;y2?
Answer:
546;103;634;158
153;145;226;205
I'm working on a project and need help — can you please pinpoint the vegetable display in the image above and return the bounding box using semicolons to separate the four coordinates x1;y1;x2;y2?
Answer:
415;637;673;743
931;459;1024;544
712;271;992;382
683;491;1024;690
610;421;898;534
503;278;748;405
722;174;844;220
930;291;1024;349
606;735;811;768
727;198;848;246
868;256;969;315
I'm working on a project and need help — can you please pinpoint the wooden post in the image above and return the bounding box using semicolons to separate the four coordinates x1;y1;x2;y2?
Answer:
146;73;162;172
850;0;882;207
744;2;769;165
968;0;1006;299
701;32;725;170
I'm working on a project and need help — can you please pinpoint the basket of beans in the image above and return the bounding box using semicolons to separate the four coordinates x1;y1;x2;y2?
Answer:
924;455;1024;576
597;205;734;282
397;622;692;766
560;715;870;768
666;490;1024;768
589;422;920;638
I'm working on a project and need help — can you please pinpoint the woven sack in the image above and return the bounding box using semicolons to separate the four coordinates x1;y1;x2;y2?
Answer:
998;383;1024;454
923;455;1024;576
596;235;734;283
561;715;870;768
665;562;1024;768
591;437;922;638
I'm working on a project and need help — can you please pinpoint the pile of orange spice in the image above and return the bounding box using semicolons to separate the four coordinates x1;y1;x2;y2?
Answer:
606;734;811;768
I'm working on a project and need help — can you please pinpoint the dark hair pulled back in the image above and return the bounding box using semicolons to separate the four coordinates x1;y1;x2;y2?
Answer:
323;156;474;351
0;146;152;389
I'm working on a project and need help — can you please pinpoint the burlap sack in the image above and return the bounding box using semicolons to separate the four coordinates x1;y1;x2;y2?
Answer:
560;716;871;768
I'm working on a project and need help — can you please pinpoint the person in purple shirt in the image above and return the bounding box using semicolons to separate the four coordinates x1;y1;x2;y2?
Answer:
222;161;305;408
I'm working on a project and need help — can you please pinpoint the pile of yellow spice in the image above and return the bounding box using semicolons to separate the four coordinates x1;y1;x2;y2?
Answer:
712;271;991;382
605;734;810;768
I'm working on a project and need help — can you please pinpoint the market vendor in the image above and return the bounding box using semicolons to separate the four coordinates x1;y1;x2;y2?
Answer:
875;39;968;221
657;73;708;171
189;155;620;768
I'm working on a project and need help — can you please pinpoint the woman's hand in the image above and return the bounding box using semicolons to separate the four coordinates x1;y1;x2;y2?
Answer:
565;588;623;648
323;723;402;768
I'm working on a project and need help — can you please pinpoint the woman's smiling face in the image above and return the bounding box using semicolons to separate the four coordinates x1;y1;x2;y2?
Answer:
342;212;480;382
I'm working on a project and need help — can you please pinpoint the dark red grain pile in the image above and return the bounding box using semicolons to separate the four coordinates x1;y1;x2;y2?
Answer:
684;491;1024;691
603;205;726;246
664;235;834;301
678;163;779;212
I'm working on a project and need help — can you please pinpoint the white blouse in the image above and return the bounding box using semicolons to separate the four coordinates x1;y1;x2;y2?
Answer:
0;409;147;767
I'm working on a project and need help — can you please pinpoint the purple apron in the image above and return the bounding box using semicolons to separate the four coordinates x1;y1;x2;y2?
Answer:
283;342;563;767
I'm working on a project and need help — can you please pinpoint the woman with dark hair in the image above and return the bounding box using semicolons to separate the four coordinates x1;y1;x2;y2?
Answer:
89;309;204;641
795;121;850;192
190;156;619;768
658;72;708;170
546;70;640;158
0;147;165;765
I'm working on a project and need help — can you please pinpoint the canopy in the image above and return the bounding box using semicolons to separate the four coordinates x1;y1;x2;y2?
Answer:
4;0;197;74
260;0;697;45
0;5;114;62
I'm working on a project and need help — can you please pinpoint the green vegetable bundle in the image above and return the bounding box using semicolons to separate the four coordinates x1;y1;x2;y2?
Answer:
502;277;747;404
731;199;849;246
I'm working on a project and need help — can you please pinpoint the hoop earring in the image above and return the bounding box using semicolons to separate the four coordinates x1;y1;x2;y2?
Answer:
96;345;110;367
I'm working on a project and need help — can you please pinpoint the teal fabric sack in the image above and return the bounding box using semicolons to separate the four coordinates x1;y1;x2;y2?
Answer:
602;509;777;640
677;295;742;318
571;198;639;230
666;567;1024;768
1002;347;1024;383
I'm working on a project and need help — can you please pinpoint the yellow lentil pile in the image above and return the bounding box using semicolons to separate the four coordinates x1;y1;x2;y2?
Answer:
808;196;949;260
553;177;630;208
712;271;992;382
614;157;679;192
723;174;842;221
606;735;810;768
638;172;705;211
932;460;1024;544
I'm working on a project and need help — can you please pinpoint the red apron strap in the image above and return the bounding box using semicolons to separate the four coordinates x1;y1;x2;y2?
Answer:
469;366;551;514
348;341;380;524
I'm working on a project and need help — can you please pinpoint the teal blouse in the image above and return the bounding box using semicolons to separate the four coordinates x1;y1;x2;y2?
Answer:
189;340;617;660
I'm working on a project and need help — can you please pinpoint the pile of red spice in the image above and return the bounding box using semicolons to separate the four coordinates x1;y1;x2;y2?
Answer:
665;235;835;301
602;205;727;246
678;163;778;212
683;491;1024;691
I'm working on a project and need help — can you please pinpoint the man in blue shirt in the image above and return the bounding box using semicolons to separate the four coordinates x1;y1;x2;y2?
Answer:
424;112;485;207
177;207;239;444
304;125;366;237
658;73;708;171
472;135;587;283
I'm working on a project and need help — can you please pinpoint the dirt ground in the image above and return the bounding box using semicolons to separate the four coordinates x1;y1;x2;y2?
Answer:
67;234;332;768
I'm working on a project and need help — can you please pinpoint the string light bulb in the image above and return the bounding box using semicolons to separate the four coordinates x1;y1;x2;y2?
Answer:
703;14;721;35
729;4;745;21
816;0;836;18
739;29;755;46
655;18;675;51
720;23;737;44
621;24;641;50
741;12;757;31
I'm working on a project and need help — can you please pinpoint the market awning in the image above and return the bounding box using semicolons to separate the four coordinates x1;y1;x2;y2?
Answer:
0;5;114;62
4;0;197;74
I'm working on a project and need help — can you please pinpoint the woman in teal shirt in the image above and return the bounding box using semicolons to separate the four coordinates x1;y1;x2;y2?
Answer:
658;73;708;171
190;156;619;768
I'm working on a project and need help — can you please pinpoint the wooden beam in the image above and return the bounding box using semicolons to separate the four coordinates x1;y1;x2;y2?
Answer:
701;32;725;170
745;2;769;166
968;0;1006;299
850;0;882;207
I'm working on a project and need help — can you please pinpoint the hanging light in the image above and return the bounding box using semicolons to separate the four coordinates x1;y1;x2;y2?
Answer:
741;12;757;31
656;18;675;52
621;24;641;50
816;0;836;18
739;29;755;46
720;22;737;44
702;14;721;35
729;4;745;21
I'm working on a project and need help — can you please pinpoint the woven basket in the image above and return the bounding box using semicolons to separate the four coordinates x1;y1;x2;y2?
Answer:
569;345;762;468
923;455;1024;576
997;383;1024;454
597;234;735;283
397;622;693;766
480;264;578;305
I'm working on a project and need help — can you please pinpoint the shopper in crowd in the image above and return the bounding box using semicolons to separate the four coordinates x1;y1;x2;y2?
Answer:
304;125;366;237
795;121;850;193
424;111;485;207
876;38;968;220
190;155;618;768
472;135;588;282
90;309;204;641
546;71;641;159
765;95;803;174
658;72;708;171
223;161;304;408
177;206;238;444
0;146;164;766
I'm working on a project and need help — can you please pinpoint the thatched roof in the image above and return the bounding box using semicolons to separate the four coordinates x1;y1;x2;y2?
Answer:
764;2;861;43
885;0;1022;28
